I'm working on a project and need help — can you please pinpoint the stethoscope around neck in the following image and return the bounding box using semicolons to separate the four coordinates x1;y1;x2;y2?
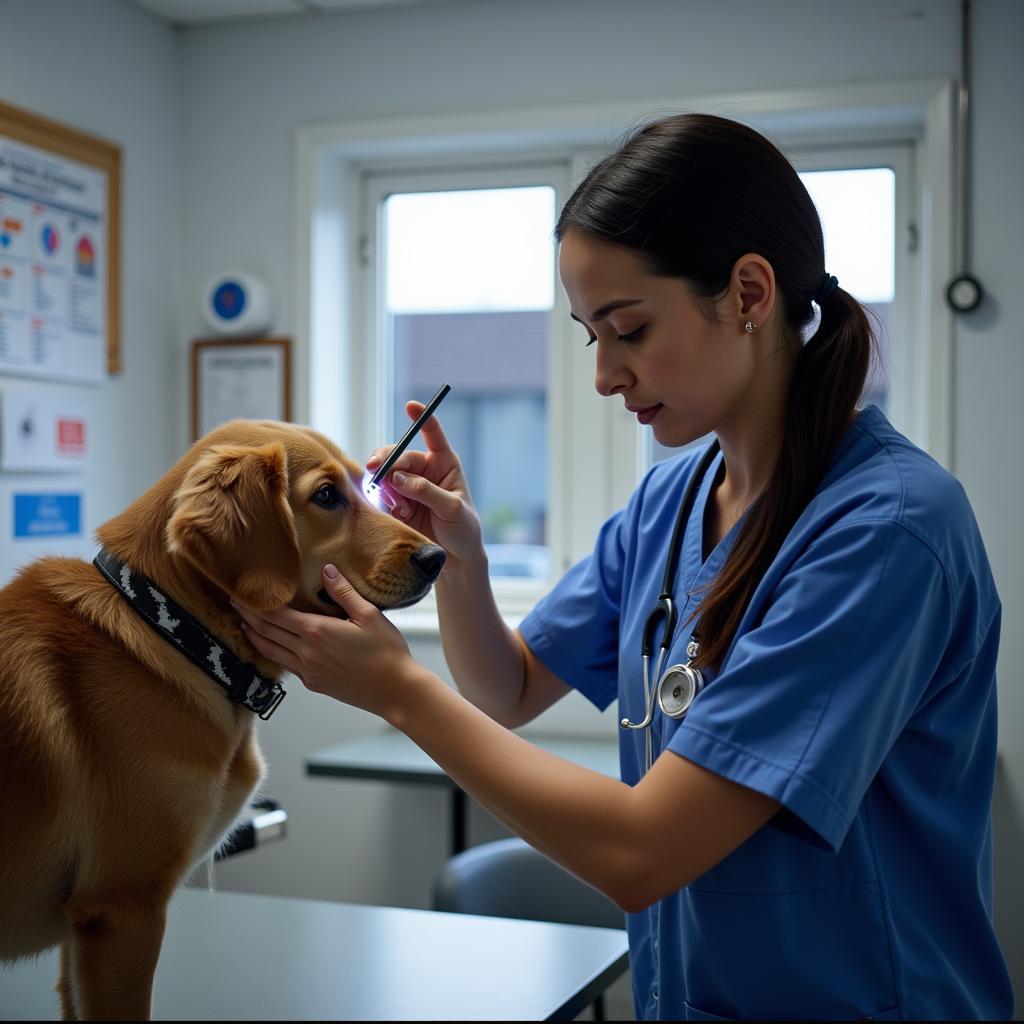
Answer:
621;439;721;773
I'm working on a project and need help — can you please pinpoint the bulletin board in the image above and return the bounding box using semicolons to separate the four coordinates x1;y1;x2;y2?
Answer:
191;337;292;440
0;99;122;380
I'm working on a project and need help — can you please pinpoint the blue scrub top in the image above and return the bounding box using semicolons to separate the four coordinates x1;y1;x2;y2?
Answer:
519;406;1013;1021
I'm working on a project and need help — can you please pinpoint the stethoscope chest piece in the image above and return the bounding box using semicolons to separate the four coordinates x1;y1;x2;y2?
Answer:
657;662;704;719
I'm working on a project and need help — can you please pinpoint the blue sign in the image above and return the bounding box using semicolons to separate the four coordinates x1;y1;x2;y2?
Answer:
13;493;82;538
212;280;246;321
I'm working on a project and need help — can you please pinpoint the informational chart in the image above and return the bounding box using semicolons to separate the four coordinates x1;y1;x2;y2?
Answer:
0;136;106;383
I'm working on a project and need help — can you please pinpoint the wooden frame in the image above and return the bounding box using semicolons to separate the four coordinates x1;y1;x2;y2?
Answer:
191;336;292;441
0;99;122;375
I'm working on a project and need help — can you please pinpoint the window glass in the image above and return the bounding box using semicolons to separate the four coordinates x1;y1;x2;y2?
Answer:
382;186;555;579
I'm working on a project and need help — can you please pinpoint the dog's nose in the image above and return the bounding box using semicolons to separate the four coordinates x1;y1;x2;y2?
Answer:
410;544;446;583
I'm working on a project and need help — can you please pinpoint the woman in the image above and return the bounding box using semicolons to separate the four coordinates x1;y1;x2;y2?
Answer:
236;114;1013;1020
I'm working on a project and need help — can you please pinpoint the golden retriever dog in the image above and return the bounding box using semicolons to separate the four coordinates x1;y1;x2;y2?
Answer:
0;419;445;1020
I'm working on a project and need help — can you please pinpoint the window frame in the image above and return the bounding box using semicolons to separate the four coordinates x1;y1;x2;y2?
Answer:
359;162;573;614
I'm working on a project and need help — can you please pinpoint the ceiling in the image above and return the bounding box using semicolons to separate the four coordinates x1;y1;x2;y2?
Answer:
128;0;470;29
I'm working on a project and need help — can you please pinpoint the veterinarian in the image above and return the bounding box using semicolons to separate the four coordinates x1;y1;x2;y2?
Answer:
236;113;1013;1021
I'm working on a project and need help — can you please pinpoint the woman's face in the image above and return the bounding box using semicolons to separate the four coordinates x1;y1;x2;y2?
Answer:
558;228;759;448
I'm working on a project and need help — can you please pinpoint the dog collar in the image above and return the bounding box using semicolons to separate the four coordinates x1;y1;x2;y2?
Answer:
93;546;286;720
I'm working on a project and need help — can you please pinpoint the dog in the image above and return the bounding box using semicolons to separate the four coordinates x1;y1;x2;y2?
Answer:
0;418;445;1020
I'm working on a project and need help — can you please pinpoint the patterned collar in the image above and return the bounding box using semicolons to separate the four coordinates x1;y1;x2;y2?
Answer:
93;546;286;720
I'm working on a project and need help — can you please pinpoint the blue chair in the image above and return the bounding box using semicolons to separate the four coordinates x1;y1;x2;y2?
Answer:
432;837;626;1019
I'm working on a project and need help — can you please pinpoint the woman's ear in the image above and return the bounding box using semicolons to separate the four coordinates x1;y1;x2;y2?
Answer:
166;442;301;610
732;254;776;329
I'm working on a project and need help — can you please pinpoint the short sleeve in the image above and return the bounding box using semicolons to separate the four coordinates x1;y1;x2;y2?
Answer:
670;520;953;852
517;508;628;711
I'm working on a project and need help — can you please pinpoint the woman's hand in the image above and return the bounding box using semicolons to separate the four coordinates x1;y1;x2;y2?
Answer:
367;401;483;563
234;564;441;720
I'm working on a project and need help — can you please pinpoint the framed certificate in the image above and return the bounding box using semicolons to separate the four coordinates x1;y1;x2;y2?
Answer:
0;100;121;379
191;337;291;441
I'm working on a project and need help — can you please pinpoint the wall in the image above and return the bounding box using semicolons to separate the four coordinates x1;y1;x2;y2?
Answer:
0;0;181;580
955;0;1024;991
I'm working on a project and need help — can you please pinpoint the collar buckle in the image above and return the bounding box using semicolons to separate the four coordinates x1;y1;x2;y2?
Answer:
256;685;287;720
228;675;287;720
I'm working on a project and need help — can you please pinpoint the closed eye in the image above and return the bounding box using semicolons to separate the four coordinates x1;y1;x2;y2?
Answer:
584;327;646;347
617;326;645;343
312;483;346;509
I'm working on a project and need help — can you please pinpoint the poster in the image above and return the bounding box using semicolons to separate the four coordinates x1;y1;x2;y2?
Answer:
0;135;106;383
194;340;289;439
0;384;92;471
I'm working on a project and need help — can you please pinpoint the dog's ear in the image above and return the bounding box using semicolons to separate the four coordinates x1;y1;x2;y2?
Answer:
166;442;301;610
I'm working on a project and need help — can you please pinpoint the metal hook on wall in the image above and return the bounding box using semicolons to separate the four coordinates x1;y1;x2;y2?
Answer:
946;0;985;314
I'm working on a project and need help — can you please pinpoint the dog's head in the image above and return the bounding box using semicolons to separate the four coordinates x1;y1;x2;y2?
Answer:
164;420;444;615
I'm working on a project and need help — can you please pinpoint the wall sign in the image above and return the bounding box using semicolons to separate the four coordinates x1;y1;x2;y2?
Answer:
202;271;272;337
191;336;291;440
13;491;81;538
0;100;122;379
0;384;92;471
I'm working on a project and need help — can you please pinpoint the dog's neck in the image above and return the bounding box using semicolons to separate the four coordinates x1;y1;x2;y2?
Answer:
99;458;178;557
97;463;188;582
93;545;287;720
94;466;275;681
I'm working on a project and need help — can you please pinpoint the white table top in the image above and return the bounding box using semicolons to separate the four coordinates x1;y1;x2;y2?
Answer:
0;887;628;1021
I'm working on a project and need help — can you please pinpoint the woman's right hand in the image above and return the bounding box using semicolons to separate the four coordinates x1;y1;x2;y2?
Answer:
366;401;483;563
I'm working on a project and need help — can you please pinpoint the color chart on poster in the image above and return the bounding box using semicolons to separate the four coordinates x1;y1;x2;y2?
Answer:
0;135;106;383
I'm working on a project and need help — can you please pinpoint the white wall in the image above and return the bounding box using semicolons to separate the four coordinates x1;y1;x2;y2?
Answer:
3;0;1022;1009
0;0;181;580
957;0;1024;993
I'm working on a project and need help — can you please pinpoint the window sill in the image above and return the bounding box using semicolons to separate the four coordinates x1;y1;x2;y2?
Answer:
384;581;544;637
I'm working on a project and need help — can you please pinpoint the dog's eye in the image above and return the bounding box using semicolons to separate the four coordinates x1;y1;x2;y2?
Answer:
312;483;344;509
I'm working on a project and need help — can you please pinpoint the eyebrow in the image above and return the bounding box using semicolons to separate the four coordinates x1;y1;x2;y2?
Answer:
569;298;644;324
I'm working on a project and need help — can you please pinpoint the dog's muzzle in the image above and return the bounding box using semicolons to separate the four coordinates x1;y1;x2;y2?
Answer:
316;545;445;617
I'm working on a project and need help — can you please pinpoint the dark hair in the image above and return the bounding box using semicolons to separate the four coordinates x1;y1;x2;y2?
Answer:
556;112;876;670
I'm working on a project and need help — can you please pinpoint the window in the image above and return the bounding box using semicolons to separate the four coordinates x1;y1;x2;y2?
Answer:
362;167;565;587
799;164;896;412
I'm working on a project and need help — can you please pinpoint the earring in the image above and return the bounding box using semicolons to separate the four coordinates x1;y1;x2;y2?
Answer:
744;321;758;333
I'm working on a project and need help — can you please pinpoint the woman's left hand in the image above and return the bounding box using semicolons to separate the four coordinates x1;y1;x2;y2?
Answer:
234;564;429;719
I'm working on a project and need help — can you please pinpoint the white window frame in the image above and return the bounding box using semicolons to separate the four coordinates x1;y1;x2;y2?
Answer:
295;79;957;628
359;162;572;614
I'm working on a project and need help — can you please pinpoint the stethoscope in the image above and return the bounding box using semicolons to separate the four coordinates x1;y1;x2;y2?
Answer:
621;439;721;773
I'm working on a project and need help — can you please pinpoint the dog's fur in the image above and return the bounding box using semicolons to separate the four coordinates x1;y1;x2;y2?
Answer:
0;419;442;1020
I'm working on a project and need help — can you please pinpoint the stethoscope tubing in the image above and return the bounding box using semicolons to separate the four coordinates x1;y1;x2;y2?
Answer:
621;439;721;772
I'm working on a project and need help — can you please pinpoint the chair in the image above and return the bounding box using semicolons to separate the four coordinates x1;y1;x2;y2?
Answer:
215;797;288;859
432;837;626;1020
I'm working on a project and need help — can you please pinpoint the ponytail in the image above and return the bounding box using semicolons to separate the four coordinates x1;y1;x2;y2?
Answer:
690;287;875;670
